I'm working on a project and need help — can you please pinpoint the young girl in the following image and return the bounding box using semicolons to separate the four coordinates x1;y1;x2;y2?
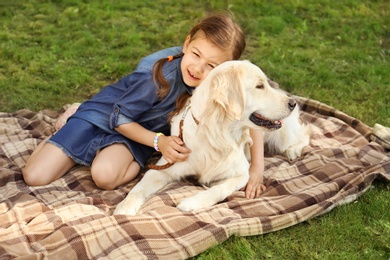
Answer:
23;12;266;198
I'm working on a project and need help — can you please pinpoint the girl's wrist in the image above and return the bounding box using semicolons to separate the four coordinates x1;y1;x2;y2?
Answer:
249;164;264;174
153;132;164;151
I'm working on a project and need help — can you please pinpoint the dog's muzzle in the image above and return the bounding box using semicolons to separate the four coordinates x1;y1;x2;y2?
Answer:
249;113;282;130
250;98;297;130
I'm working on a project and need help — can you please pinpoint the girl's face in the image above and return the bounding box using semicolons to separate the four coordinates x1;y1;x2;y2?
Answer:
181;32;232;87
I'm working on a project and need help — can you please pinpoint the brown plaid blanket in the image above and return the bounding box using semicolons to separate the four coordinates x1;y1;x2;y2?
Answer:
1;97;389;259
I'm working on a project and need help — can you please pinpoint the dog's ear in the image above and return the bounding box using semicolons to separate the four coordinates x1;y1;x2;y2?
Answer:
208;63;246;121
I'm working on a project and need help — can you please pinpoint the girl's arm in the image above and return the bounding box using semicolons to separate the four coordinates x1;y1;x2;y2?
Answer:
115;122;190;164
244;129;266;199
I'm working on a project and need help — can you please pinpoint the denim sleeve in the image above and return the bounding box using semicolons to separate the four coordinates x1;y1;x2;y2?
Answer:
109;72;158;129
116;113;133;126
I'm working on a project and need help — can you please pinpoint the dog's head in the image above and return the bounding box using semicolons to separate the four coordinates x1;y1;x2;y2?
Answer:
196;60;296;131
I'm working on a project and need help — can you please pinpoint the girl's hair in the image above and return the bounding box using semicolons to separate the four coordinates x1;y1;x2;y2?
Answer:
152;11;246;118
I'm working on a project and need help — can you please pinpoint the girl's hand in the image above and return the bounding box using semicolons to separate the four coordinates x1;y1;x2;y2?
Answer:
241;168;266;199
158;135;191;164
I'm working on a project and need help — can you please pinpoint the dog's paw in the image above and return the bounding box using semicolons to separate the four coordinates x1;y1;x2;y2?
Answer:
284;147;302;161
284;136;310;160
177;197;200;212
177;194;212;212
113;194;144;216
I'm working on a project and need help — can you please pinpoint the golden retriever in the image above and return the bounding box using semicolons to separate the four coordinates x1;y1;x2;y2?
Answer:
114;60;309;215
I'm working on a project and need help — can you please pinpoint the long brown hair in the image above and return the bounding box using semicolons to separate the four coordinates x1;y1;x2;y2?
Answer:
152;11;246;119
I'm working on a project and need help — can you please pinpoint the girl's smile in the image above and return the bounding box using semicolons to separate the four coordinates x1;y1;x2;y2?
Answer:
187;69;200;81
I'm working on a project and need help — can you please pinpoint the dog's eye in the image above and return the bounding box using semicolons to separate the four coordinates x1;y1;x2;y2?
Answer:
256;84;264;89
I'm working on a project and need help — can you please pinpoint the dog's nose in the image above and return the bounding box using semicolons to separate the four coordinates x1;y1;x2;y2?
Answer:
288;99;297;111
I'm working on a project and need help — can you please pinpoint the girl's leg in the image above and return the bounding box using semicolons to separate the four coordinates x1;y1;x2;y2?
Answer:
22;140;76;186
90;143;141;190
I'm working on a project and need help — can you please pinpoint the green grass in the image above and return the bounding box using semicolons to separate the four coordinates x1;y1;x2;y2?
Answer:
1;0;389;259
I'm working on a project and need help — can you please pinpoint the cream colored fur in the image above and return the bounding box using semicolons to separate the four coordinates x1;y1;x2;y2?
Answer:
263;91;311;160
114;60;309;215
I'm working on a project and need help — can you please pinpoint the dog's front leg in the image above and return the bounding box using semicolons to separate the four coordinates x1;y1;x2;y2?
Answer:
113;169;173;216
177;174;249;212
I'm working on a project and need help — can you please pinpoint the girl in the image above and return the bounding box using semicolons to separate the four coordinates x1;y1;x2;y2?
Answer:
23;12;266;198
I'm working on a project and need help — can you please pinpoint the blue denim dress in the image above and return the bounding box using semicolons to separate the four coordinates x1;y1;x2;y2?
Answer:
49;47;194;167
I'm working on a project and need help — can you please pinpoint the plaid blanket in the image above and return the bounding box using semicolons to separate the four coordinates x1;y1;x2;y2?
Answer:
1;97;389;259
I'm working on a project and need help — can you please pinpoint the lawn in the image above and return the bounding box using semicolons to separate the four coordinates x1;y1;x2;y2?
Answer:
0;0;389;259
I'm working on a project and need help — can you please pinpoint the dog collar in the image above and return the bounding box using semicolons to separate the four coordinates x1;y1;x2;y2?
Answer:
182;101;199;125
148;101;198;170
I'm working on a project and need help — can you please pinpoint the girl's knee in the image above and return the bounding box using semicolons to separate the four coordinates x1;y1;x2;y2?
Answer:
90;164;117;190
22;143;73;186
91;161;140;190
22;166;35;185
22;165;48;186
